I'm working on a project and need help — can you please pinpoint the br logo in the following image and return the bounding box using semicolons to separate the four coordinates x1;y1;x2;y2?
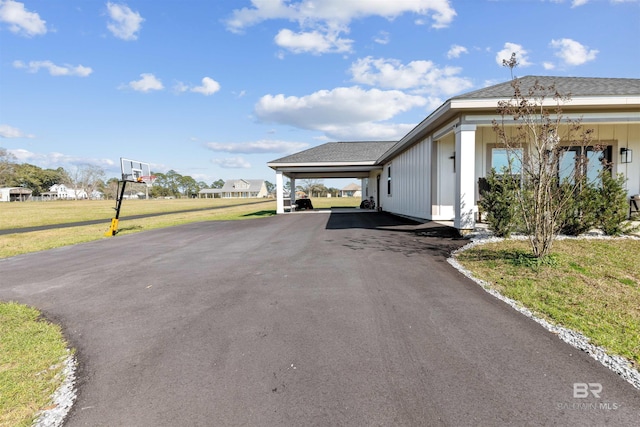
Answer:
573;383;602;398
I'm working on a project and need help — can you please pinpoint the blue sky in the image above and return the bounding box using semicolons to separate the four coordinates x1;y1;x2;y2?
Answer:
1;0;639;187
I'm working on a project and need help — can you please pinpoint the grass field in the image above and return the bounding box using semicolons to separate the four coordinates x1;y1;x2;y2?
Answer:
0;197;361;230
0;197;361;258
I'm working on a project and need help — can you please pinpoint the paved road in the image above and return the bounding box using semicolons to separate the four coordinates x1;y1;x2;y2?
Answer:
1;212;638;426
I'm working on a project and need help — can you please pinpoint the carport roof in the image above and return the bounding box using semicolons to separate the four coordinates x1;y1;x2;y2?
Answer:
268;141;396;165
268;141;396;179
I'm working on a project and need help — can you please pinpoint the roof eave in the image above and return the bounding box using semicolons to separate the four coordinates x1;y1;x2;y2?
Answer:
376;94;640;165
268;161;377;169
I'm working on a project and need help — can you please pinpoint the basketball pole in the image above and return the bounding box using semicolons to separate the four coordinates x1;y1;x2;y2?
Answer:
105;180;128;237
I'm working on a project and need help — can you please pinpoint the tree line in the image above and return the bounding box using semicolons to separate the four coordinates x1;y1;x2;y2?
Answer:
2;149;355;200
0;149;266;200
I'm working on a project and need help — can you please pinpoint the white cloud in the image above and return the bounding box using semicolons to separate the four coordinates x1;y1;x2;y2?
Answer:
495;42;532;67
8;148;115;168
13;60;92;77
373;31;390;45
274;28;353;54
175;77;221;95
212;157;251;169
323;122;418;141
227;0;456;31
447;44;468;59
0;124;34;138
571;0;589;6
349;57;473;96
0;0;46;37
125;73;164;92
550;38;598;66
543;62;555;70
106;2;144;41
255;86;427;140
191;77;221;95
206;140;309;154
226;1;456;55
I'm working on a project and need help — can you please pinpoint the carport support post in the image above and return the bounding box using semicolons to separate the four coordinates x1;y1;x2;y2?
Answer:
454;124;476;233
276;170;284;214
290;178;296;205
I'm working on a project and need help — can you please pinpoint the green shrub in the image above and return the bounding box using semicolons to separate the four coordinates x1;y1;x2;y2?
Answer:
559;177;599;236
479;169;519;237
596;171;635;236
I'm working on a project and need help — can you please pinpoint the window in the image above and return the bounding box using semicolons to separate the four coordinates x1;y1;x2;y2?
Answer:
387;165;392;195
491;148;522;174
559;146;611;184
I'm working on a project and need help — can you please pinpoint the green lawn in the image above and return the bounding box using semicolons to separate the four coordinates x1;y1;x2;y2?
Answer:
0;303;70;427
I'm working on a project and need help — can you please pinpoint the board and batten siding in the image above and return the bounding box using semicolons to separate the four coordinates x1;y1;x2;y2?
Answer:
379;137;431;220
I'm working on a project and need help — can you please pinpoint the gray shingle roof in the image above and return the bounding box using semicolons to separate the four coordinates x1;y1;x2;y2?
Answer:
454;75;640;99
269;141;397;164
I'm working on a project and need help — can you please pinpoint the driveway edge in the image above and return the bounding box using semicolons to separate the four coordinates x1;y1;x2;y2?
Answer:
448;236;640;391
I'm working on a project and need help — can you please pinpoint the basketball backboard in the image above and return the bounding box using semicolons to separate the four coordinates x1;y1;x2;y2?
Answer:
120;158;151;183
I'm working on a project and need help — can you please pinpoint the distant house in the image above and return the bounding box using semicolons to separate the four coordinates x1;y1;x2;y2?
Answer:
198;188;223;198
340;183;361;198
45;184;102;200
199;179;268;199
0;187;32;202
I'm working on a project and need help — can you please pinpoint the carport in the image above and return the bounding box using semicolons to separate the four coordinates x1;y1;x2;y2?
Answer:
267;141;396;214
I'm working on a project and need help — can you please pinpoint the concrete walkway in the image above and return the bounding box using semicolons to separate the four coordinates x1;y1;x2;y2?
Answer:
1;213;638;426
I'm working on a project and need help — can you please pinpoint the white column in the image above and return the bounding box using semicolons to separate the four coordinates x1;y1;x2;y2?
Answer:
454;124;476;232
276;170;284;214
290;178;296;203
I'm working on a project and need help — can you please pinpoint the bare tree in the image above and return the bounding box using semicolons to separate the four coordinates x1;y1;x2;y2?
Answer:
299;178;324;197
66;164;106;199
492;77;598;258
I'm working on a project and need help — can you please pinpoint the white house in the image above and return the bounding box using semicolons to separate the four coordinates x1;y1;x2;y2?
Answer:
268;76;640;233
46;184;102;200
340;183;362;198
199;179;268;199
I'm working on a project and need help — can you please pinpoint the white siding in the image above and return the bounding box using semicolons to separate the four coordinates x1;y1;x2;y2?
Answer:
381;137;431;220
431;136;456;220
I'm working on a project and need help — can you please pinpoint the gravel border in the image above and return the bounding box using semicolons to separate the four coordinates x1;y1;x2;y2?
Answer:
32;352;77;427
447;232;640;391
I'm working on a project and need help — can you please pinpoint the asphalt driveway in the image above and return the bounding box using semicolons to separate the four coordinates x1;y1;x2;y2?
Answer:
1;212;638;426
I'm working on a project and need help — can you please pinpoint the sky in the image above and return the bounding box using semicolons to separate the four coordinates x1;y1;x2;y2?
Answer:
1;0;639;188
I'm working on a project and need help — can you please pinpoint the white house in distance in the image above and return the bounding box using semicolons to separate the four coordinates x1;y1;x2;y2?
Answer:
340;183;362;198
268;76;640;233
43;184;102;200
199;179;268;199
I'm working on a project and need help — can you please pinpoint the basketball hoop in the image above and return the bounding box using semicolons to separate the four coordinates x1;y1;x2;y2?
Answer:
137;175;157;186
